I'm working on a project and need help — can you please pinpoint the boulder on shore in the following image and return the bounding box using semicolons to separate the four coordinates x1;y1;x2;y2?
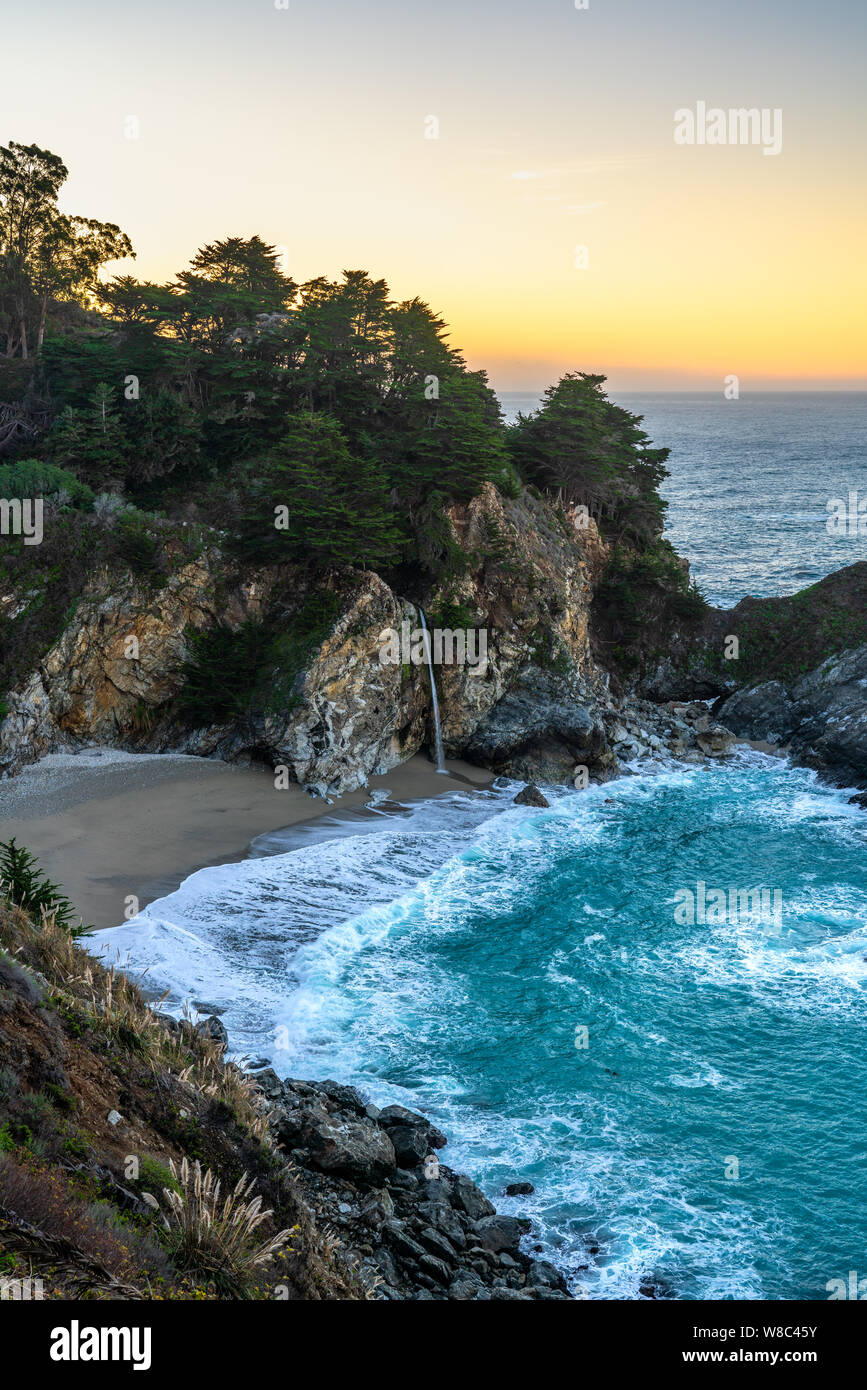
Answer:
514;784;550;807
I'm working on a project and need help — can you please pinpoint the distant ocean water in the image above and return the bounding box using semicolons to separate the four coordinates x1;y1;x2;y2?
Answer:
498;391;867;608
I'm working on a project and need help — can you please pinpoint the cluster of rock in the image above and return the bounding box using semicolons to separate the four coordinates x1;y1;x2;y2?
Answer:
715;644;867;793
252;1070;573;1301
601;696;736;764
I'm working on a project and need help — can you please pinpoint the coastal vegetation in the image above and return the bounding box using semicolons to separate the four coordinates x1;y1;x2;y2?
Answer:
0;836;81;935
0;139;692;710
688;563;867;688
0;886;354;1299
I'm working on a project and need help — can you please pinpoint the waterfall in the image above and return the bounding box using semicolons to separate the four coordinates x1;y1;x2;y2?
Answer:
418;609;448;773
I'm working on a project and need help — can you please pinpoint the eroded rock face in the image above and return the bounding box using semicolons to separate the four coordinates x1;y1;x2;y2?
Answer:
200;574;430;797
788;645;867;785
462;666;615;782
713;681;798;743
716;644;867;787
0;559;430;791
472;1214;531;1254
0;485;617;791
0;670;55;775
0;553;258;776
0;483;747;792
416;484;619;781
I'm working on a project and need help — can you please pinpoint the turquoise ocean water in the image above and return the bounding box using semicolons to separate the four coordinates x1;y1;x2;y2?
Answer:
94;753;867;1300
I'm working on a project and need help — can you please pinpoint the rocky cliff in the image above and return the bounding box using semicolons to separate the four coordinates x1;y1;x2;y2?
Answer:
0;485;646;790
0;482;757;793
715;644;867;791
634;563;867;791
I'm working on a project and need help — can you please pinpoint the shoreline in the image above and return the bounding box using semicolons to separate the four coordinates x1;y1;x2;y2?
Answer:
0;737;797;935
2;738;856;1303
0;749;494;930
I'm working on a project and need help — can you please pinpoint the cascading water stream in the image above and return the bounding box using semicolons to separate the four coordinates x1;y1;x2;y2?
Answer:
418;608;448;773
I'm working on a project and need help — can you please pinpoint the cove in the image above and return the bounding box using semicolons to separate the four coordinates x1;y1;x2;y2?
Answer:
94;751;867;1300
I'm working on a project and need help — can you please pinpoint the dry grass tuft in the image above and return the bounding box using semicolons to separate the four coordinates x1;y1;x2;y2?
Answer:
1;904;271;1142
161;1157;296;1294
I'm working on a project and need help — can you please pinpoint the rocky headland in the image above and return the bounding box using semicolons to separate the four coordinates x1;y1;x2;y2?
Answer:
637;562;867;795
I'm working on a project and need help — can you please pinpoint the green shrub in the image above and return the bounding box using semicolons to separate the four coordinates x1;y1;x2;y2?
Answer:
264;590;341;711
493;459;523;500
43;1082;75;1114
0;458;95;510
177;592;341;727
0;838;82;935
176;619;275;724
429;597;478;631
110;510;162;582
667;582;708;621
136;1156;180;1196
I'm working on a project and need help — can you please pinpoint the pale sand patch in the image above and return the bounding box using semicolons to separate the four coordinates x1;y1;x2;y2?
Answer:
0;752;493;929
734;738;786;757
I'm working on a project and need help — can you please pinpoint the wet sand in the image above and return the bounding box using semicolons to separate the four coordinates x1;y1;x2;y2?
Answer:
0;750;494;929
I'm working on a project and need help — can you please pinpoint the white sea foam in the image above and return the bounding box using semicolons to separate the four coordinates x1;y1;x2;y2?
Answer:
90;785;517;1052
84;752;867;1300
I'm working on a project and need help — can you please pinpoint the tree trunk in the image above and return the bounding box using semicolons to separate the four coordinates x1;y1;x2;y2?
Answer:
36;291;48;351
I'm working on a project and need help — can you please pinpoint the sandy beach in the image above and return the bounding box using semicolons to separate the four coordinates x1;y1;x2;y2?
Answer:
0;749;494;929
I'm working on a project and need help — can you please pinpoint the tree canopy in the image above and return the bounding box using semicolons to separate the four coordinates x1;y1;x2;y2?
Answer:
508;373;670;545
0;141;134;359
0;141;672;590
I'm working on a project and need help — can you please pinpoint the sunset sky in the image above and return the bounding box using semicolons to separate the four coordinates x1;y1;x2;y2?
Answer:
5;0;866;390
